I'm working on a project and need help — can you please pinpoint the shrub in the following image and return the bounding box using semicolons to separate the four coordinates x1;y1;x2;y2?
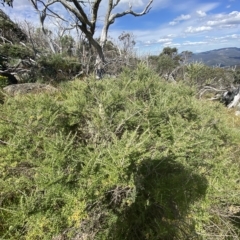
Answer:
0;73;8;91
0;75;7;104
233;69;240;84
0;64;240;239
0;75;8;88
184;62;234;89
36;54;82;82
0;44;34;59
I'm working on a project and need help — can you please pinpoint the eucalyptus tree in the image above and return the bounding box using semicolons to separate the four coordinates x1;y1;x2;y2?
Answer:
28;0;153;77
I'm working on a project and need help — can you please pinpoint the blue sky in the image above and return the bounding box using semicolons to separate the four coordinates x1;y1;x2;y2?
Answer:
2;0;240;55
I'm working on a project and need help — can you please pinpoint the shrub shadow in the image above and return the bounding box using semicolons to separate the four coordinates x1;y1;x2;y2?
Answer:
108;156;208;240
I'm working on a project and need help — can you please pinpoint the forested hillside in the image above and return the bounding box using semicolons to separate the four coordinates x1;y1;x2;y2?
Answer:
190;47;240;67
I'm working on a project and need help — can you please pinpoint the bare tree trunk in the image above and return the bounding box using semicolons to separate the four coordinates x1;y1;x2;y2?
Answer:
29;0;153;79
95;25;109;79
44;34;56;54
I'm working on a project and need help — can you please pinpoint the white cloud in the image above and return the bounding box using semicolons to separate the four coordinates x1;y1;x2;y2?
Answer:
169;14;191;25
157;38;172;43
211;34;240;41
207;11;240;27
196;2;220;13
171;2;219;14
130;2;240;54
155;41;180;48
170;43;181;47
167;34;176;37
231;34;240;38
183;41;207;46
169;21;177;26
196;10;206;17
185;26;212;33
176;14;191;21
163;42;173;46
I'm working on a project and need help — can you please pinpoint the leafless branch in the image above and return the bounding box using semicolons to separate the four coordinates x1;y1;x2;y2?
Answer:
109;0;153;24
57;0;92;26
35;0;68;22
112;0;121;9
0;36;13;44
198;86;226;99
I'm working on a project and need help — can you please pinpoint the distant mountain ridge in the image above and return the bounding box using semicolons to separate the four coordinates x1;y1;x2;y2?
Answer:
190;47;240;67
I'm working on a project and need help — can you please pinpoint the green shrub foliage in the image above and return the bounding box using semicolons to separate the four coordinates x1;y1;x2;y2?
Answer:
0;64;240;239
184;62;235;89
0;75;7;104
37;54;82;82
0;9;27;43
0;44;34;59
0;75;8;88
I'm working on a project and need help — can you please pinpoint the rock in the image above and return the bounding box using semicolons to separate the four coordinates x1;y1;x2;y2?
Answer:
0;72;18;85
3;83;58;96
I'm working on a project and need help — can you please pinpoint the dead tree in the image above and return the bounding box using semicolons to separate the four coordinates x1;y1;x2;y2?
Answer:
28;0;153;78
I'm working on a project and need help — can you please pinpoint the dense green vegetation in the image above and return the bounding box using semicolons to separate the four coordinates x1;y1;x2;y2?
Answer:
1;6;240;240
1;64;240;239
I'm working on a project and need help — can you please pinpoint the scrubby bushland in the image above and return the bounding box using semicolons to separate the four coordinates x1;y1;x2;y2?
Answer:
0;9;141;83
180;62;238;100
148;47;182;78
0;44;34;60
0;75;8;88
36;54;82;83
148;48;237;95
184;62;234;89
233;69;240;84
0;64;240;239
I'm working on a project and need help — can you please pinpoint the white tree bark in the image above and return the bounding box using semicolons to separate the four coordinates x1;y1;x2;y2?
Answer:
29;0;153;78
96;0;153;78
228;93;240;108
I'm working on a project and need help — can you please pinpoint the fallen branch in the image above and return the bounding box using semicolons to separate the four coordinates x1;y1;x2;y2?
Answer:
198;86;226;99
0;36;13;44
